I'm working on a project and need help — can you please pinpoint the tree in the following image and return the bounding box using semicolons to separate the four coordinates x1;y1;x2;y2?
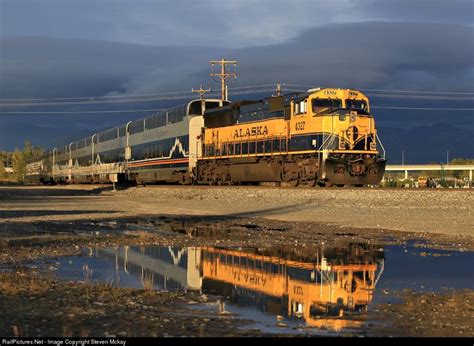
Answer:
0;160;6;179
12;148;25;182
11;141;44;183
450;158;474;179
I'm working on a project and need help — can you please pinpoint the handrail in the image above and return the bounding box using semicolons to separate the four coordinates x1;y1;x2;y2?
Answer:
318;132;335;151
374;259;384;287
376;133;386;159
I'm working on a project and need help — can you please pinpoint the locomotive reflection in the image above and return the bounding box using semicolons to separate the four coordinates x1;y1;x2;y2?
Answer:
94;243;384;331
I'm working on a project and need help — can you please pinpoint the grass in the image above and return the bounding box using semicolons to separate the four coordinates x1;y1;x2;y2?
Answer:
141;271;155;293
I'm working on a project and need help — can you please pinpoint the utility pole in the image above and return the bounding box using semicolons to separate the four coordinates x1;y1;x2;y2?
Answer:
446;150;449;166
192;85;211;114
276;82;282;97
401;149;404;165
210;59;237;102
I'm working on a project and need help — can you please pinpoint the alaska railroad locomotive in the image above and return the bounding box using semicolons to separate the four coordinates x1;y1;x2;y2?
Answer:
26;88;386;187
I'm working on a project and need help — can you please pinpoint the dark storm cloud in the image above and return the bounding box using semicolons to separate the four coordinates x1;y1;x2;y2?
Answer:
359;0;474;26
1;0;473;47
0;37;229;98
234;21;474;91
111;21;474;96
1;21;472;99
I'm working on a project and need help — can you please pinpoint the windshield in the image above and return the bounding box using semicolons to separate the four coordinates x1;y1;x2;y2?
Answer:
345;99;370;115
312;98;342;114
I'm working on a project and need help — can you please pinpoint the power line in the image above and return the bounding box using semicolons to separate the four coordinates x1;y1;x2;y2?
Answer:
227;89;276;95
3;83;474;104
0;83;272;103
283;88;474;101
284;83;474;95
368;94;474;101
284;83;318;89
371;106;474;111
0;87;279;107
229;83;276;90
360;88;474;95
0;95;196;107
0;90;195;102
2;101;473;115
0;108;167;114
2;86;473;113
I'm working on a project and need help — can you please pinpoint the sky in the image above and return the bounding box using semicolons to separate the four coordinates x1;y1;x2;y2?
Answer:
0;0;473;162
2;0;473;47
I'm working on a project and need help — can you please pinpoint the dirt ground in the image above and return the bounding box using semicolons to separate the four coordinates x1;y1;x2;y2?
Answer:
0;271;262;337
0;185;473;337
1;185;472;236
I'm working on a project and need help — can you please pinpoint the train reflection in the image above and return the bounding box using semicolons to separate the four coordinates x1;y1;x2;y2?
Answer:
95;243;385;331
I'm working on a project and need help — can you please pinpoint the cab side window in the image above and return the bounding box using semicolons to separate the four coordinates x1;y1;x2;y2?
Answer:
294;100;307;115
312;98;342;114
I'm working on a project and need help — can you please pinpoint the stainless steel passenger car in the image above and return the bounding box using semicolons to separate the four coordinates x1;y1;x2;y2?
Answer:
28;99;227;184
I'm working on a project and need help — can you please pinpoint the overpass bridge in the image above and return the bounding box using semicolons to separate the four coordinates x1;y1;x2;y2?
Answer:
385;164;474;181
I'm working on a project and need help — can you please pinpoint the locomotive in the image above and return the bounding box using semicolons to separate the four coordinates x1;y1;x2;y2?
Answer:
26;88;386;187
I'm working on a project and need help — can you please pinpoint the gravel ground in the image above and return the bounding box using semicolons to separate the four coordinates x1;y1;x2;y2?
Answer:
1;185;472;236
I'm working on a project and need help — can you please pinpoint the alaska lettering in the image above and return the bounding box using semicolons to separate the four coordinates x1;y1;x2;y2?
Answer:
234;126;269;138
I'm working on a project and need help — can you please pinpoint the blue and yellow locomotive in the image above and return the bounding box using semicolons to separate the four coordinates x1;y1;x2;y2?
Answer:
199;88;386;186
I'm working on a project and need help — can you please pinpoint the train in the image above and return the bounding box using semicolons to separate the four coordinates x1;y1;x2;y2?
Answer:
26;87;386;187
88;242;385;331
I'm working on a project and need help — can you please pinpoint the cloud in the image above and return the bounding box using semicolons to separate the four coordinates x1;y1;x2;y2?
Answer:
1;21;472;97
2;0;472;47
233;21;474;91
0;21;473;161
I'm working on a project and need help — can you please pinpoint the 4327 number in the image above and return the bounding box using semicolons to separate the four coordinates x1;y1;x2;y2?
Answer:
295;121;305;131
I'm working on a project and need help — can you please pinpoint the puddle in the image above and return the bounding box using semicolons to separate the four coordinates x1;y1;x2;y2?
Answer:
372;243;474;305
25;242;474;335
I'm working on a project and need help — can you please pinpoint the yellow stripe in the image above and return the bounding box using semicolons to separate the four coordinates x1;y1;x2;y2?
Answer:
203;149;378;159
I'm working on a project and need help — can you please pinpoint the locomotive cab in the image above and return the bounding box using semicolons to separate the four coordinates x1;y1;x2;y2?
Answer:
290;88;386;186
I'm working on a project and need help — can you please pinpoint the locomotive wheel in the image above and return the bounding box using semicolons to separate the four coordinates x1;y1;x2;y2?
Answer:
317;180;333;187
289;178;300;187
306;173;318;187
282;169;300;187
223;174;233;186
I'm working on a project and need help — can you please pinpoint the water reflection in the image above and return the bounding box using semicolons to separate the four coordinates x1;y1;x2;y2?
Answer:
200;245;384;331
81;243;384;332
